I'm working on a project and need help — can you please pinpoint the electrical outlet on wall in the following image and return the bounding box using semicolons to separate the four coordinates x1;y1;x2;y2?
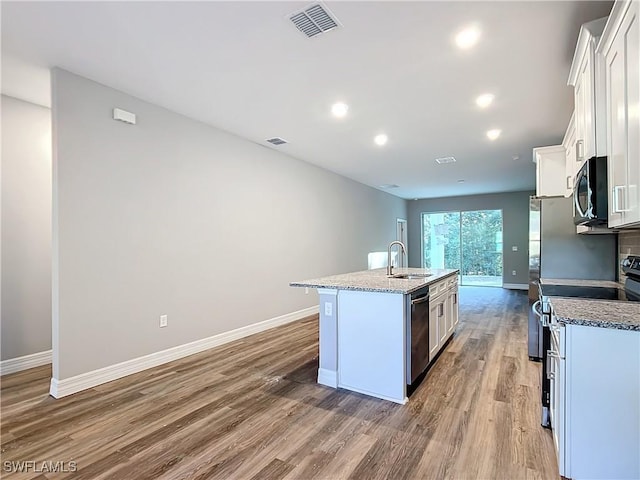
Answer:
160;314;168;328
324;302;333;317
512;270;517;276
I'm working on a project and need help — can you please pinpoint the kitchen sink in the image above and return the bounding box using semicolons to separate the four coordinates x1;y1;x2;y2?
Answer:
391;273;433;279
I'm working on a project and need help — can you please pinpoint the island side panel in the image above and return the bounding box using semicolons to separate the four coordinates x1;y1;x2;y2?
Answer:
337;290;407;404
317;288;338;387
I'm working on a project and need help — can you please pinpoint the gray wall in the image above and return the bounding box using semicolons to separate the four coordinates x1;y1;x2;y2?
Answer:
407;191;533;285
540;197;616;281
1;95;52;360
52;69;406;379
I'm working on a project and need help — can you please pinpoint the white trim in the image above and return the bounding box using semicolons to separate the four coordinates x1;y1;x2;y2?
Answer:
503;283;528;290
337;382;407;405
317;367;338;388
596;0;632;55
0;350;52;376
49;305;319;398
317;288;338;296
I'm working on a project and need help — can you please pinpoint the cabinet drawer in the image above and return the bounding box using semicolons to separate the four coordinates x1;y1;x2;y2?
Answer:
430;276;457;296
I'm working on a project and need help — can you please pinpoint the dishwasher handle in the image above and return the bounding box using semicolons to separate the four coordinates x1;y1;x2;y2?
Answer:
411;294;430;306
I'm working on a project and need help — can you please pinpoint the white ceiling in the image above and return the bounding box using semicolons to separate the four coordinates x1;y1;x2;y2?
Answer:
1;1;613;199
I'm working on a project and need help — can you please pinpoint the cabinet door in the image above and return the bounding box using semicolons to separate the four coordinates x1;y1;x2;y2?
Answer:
428;301;440;361
451;288;459;329
606;3;640;227
575;48;596;162
535;146;567;197
437;298;447;345
564;115;577;197
574;61;588;168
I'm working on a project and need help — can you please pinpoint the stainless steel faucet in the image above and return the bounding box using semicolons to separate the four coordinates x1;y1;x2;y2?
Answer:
387;241;406;276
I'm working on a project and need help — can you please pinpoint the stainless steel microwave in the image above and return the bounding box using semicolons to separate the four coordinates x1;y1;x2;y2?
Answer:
573;156;609;226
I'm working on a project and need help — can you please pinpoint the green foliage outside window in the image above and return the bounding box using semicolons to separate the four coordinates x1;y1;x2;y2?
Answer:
422;210;503;277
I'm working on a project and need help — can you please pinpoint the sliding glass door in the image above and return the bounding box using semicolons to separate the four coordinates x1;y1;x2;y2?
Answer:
422;209;503;287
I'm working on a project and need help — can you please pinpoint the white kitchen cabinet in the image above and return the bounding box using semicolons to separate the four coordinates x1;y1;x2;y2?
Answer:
562;112;577;197
533;145;567;197
428;295;443;361
450;283;460;334
549;321;639;479
428;275;459;362
599;0;640;228
568;17;608;167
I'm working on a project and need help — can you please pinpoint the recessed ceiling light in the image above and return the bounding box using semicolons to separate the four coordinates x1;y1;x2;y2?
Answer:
457;179;465;183
374;134;388;146
486;129;502;141
476;93;495;108
379;184;399;189
455;25;481;49
512;154;520;161
331;102;348;118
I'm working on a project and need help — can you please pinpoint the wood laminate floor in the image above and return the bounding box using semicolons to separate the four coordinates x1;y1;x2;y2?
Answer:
1;287;558;480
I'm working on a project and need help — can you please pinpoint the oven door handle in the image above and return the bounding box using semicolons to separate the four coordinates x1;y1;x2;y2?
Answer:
532;300;548;326
531;300;542;318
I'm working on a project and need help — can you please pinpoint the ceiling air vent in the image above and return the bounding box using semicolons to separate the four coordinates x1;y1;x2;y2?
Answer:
435;156;457;164
289;3;340;38
266;137;288;146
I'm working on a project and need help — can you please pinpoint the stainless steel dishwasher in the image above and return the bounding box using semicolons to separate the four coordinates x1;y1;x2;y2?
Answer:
406;285;430;385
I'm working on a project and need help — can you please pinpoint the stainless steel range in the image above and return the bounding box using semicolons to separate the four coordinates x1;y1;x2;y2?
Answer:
534;255;640;427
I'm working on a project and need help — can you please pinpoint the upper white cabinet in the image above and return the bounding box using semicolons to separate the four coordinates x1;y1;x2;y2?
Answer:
562;112;577;197
568;17;608;171
533;145;568;197
598;0;640;228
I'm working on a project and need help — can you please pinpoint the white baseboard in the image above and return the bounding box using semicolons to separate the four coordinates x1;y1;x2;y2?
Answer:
317;367;338;388
0;350;52;376
503;283;528;290
50;305;319;398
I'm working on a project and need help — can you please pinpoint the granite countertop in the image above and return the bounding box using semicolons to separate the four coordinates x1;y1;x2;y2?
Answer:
540;278;622;288
551;297;640;331
290;268;459;294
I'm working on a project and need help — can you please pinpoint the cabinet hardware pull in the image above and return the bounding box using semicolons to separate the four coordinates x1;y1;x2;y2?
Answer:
566;175;572;189
546;350;553;379
576;139;584;162
439;303;444;317
612;185;629;213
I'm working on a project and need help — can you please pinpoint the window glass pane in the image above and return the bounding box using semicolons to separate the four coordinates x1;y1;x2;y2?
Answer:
422;212;460;270
422;209;503;287
460;210;503;287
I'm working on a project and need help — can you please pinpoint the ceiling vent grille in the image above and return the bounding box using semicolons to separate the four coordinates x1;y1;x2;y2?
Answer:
435;156;457;164
289;3;340;38
266;137;288;146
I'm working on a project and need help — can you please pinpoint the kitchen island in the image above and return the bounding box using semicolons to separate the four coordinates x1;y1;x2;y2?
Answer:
291;267;459;404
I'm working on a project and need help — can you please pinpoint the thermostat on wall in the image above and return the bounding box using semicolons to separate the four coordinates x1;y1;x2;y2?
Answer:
113;108;136;125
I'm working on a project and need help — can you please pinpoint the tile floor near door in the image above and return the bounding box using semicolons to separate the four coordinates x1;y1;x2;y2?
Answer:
1;287;558;479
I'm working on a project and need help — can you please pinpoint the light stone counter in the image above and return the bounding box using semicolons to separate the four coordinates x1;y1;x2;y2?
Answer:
550;297;640;331
540;278;622;288
290;267;459;294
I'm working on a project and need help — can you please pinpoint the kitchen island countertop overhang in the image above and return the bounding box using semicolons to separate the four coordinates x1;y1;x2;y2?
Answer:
291;267;460;294
290;267;460;404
